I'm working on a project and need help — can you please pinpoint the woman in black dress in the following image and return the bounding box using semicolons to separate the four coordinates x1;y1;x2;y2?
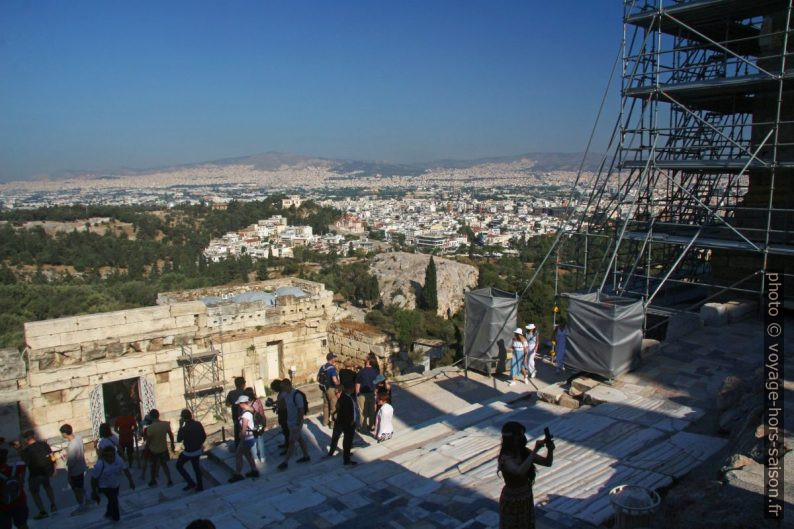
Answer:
497;421;554;529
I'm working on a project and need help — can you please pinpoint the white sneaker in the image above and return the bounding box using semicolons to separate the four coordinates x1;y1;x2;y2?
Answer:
523;376;528;384
507;380;515;386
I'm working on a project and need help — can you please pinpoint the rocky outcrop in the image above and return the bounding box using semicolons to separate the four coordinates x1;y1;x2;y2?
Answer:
369;252;478;317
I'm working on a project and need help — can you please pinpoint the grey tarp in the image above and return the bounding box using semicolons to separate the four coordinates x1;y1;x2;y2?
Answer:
562;292;644;379
464;287;518;374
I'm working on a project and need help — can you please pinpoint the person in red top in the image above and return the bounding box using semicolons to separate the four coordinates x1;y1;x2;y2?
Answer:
114;408;138;467
0;447;28;529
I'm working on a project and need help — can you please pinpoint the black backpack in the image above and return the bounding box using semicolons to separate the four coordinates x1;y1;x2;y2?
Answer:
0;467;21;505
317;365;329;391
293;390;309;415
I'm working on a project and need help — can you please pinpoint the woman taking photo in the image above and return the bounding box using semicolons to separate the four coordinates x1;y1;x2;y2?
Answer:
497;421;554;528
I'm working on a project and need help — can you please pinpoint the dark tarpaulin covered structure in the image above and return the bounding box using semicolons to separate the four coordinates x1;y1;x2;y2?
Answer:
562;292;644;379
464;287;518;374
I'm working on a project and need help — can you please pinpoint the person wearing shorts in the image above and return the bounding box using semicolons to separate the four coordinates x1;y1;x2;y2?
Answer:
142;410;174;487
227;396;259;482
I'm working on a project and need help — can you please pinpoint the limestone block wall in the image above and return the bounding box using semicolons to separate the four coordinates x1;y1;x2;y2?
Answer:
24;301;206;371
21;349;182;441
0;348;25;442
19;278;335;442
327;320;396;377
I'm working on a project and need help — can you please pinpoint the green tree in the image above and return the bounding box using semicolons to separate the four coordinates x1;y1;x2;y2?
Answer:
420;256;438;311
347;241;354;257
256;259;269;281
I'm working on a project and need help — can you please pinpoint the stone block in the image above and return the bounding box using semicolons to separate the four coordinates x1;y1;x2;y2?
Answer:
167;301;204;317
154;362;176;374
29;365;97;388
41;377;71;393
725;300;757;322
24;318;77;338
557;393;580;409
571;376;600;394
122;305;172;323
26;333;62;350
583;385;628;405
537;382;565;405
45;402;73;423
42;389;65;405
700;303;728;326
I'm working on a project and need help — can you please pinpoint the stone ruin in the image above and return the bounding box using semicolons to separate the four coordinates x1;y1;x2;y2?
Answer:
6;278;335;446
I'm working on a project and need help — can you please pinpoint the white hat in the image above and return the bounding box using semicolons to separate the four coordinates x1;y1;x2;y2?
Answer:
526;323;536;330
235;395;250;405
514;328;523;335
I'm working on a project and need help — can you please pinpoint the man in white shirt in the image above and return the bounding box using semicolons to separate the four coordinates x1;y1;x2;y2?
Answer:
375;391;393;443
90;446;135;522
59;423;88;512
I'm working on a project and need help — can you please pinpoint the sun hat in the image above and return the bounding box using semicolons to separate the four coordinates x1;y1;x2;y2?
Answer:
526;323;536;330
235;395;250;405
514;328;523;335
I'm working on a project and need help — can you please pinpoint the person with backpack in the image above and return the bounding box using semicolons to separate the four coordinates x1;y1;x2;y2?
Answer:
318;353;341;430
20;430;56;520
176;409;207;492
0;448;27;529
326;382;358;466
90;446;135;522
243;388;267;463
59;424;88;514
277;378;310;471
270;379;290;452
225;377;246;447
227;396;259;482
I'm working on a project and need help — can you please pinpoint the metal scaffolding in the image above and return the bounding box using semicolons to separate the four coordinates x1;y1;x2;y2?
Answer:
178;342;225;424
553;0;794;315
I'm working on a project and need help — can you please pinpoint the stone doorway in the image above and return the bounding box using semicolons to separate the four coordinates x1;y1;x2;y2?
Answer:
259;341;283;387
89;376;156;437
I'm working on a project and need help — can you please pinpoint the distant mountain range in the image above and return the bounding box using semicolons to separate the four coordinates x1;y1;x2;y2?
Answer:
48;150;604;181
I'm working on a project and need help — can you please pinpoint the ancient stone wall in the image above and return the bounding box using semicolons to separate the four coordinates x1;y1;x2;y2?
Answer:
327;320;396;377
17;279;334;442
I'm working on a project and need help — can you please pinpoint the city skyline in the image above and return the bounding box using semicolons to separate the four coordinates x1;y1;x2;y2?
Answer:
0;1;622;181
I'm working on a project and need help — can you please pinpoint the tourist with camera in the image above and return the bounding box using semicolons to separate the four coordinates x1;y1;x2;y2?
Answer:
497;422;554;529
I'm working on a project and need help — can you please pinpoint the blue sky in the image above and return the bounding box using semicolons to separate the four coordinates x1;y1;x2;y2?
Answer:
0;1;623;181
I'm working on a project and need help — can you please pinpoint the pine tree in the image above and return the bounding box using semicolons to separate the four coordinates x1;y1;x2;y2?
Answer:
256;258;269;281
421;255;438;312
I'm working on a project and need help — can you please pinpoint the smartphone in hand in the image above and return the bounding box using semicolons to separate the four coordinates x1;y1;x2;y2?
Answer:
544;427;555;450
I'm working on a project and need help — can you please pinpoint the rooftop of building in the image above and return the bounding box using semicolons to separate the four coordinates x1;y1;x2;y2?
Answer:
156;277;329;305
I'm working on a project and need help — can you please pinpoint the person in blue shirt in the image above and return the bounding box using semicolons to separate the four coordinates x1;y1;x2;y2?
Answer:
355;358;378;434
318;353;341;429
555;320;568;373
